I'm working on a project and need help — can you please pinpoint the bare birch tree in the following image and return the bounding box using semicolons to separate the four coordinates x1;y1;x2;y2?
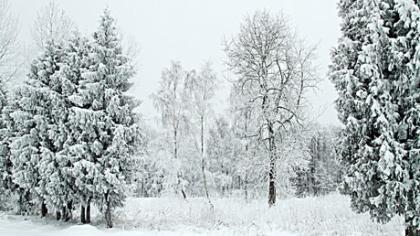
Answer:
224;10;318;206
152;61;191;199
185;62;217;208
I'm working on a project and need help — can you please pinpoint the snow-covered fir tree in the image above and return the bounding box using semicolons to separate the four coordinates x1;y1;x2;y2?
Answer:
53;34;93;222
34;36;95;221
74;9;141;228
330;0;419;235
5;9;142;227
0;79;12;209
9;41;65;216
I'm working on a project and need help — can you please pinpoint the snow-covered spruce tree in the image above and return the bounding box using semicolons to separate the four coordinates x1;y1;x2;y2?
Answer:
61;35;97;224
0;79;13;209
330;0;419;235
33;36;96;221
224;10;317;206
9;41;65;216
40;34;96;222
22;36;91;222
77;9;141;228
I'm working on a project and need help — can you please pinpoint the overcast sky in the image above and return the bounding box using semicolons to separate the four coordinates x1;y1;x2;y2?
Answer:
11;0;341;126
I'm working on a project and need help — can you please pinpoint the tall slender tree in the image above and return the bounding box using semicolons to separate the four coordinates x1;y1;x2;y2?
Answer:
152;61;191;199
77;9;141;228
54;34;93;222
185;62;217;207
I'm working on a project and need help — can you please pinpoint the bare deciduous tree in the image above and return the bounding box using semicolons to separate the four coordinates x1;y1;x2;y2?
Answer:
32;1;75;49
0;0;16;61
224;10;318;206
152;61;191;199
185;62;217;208
0;0;18;81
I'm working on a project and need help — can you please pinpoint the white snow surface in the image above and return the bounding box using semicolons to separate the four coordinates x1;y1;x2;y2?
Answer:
0;194;403;236
0;215;293;236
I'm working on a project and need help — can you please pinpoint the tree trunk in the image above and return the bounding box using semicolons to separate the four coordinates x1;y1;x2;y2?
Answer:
268;127;276;207
201;158;212;207
86;201;91;224
64;201;72;221
62;206;67;221
268;156;276;206
105;198;112;228
56;210;61;221
200;115;213;208
244;175;248;201
81;205;86;224
174;127;187;200
41;202;48;217
181;187;187;200
18;190;24;215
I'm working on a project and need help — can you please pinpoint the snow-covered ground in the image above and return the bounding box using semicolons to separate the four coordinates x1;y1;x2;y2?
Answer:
0;214;294;236
0;194;403;236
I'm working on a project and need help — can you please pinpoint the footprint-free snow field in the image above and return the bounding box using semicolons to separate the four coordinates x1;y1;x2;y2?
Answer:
0;194;403;236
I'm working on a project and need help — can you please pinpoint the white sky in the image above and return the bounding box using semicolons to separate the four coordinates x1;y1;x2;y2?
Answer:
10;0;341;126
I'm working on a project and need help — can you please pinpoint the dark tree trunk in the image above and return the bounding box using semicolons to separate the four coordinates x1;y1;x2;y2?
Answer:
104;197;112;228
81;205;86;224
268;155;276;206
56;211;61;221
41;202;48;217
18;190;24;215
244;112;249;201
267;126;276;207
62;206;67;221
64;201;73;221
86;201;91;224
263;97;276;207
181;188;187;200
